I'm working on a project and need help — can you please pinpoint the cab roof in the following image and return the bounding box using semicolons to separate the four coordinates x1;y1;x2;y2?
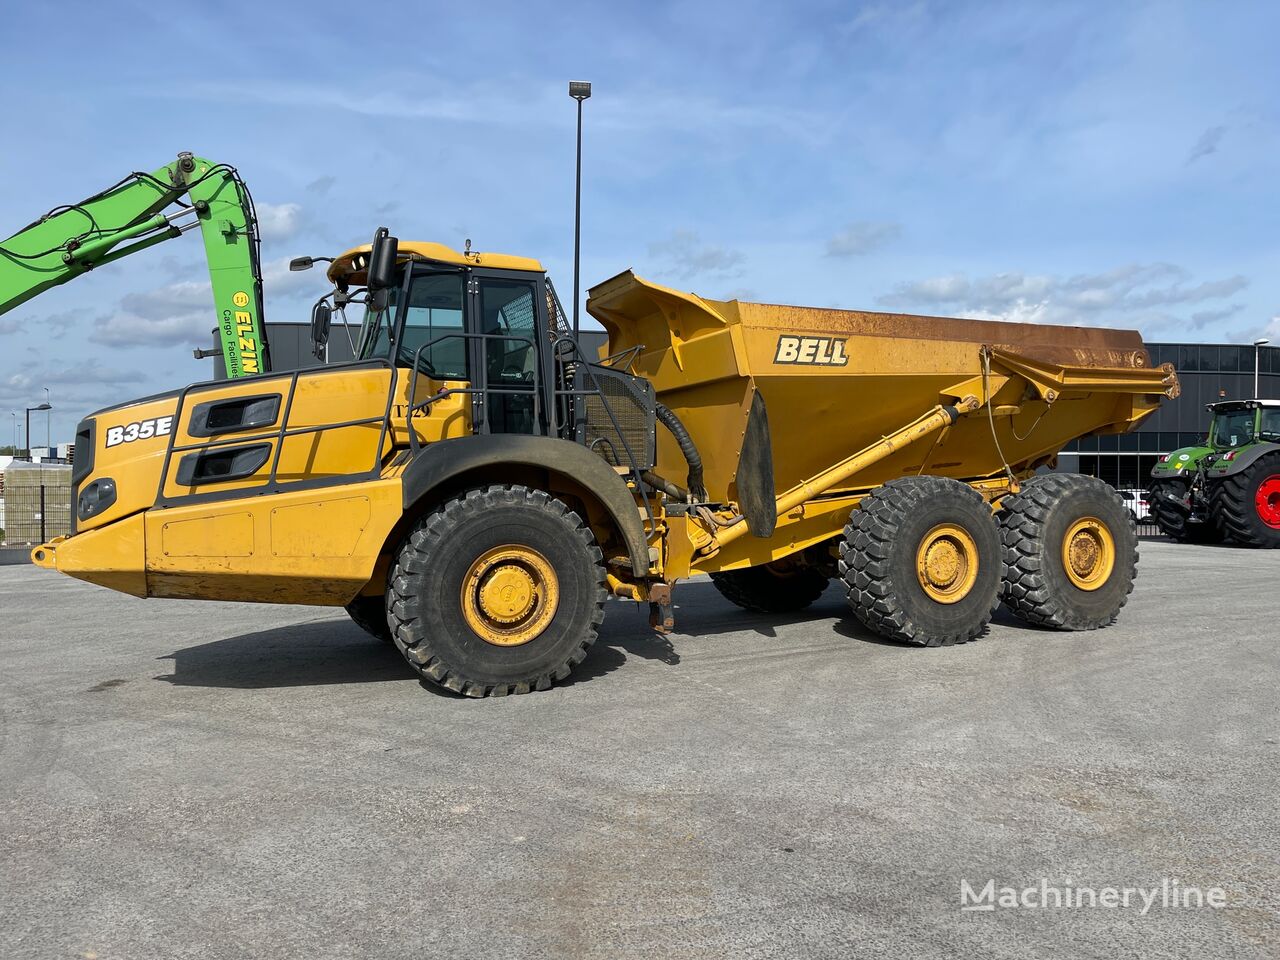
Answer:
1208;399;1280;412
327;240;543;284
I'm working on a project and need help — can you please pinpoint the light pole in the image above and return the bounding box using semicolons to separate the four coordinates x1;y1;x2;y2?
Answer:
569;80;591;338
43;387;51;448
1254;338;1270;398
9;411;16;452
25;403;51;460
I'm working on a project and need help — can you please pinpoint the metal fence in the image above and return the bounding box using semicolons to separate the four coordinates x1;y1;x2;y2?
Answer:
1;483;72;545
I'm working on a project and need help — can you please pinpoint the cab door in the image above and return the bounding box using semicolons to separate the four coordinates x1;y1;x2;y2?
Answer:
469;270;547;436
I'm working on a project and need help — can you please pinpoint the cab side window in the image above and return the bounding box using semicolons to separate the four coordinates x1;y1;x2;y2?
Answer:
400;273;466;378
1262;408;1280;442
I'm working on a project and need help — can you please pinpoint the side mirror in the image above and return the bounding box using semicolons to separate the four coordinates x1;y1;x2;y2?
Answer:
367;226;399;291
289;256;314;272
310;300;332;358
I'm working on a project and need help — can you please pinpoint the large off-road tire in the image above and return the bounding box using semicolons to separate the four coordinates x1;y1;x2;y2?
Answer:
839;476;1001;647
386;485;606;697
345;595;392;642
1209;451;1280;548
998;474;1137;630
710;558;830;614
1148;478;1223;543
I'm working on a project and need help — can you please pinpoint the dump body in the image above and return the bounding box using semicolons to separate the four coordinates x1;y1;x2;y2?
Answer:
587;271;1177;574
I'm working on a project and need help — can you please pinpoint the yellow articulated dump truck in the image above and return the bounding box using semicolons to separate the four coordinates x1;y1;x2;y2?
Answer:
34;229;1178;696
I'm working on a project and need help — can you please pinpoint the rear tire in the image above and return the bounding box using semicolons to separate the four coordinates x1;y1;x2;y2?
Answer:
1209;451;1280;548
386;485;605;697
998;474;1137;630
345;595;392;643
839;476;1001;647
710;559;830;614
1149;478;1222;543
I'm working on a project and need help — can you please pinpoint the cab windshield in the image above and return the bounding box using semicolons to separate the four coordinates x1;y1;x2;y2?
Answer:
356;279;399;360
1211;410;1256;448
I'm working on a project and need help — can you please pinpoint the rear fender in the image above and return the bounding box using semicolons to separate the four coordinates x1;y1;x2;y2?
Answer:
1205;442;1280;479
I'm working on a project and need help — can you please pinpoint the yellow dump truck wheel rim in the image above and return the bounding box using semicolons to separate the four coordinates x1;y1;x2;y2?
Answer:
461;545;559;646
915;523;980;604
1061;517;1115;591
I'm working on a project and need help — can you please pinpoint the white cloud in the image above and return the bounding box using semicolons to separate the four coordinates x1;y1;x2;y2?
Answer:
83;255;324;350
878;262;1250;333
89;279;214;348
826;221;902;257
647;230;745;281
256;202;303;241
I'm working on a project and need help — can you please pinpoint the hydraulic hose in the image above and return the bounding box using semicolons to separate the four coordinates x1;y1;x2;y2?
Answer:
641;471;688;502
655;403;706;501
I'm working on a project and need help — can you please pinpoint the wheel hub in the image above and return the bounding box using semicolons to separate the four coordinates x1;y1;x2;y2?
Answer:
1061;517;1115;591
915;524;979;604
478;565;537;623
461;545;559;646
1256;476;1280;529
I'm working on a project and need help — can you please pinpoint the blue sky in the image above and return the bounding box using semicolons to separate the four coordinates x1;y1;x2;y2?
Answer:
2;0;1277;444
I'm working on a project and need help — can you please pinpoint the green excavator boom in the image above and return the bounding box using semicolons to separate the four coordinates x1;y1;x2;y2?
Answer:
0;152;270;377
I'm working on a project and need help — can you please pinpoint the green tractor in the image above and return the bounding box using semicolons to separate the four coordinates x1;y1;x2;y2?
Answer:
1149;399;1280;548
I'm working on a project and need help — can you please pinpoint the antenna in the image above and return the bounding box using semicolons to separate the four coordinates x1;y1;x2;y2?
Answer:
569;80;592;337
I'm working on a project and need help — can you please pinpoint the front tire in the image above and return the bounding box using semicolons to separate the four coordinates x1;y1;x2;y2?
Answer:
998;474;1137;630
386;485;606;697
1149;478;1222;543
1209;451;1280;548
840;476;1001;646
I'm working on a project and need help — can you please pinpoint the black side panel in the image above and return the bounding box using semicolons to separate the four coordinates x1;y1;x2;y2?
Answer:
71;419;95;487
176;443;272;486
401;434;650;575
736;389;777;538
69;418;96;537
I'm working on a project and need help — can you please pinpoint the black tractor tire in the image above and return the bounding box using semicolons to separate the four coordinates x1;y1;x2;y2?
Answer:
710;560;830;614
386;485;605;697
345;595;392;642
839;476;1001;647
998;473;1138;630
1148;478;1223;543
1209;451;1280;548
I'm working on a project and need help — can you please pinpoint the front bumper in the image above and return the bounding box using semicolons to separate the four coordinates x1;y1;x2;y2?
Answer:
30;513;149;597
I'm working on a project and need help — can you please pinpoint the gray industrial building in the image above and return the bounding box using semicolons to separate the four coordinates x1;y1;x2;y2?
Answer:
215;327;1278;493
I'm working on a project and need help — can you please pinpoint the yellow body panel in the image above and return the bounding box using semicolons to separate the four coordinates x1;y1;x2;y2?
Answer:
145;480;403;604
45;360;450;605
32;513;148;597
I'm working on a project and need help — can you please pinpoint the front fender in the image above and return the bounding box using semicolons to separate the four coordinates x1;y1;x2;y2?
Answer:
400;435;650;576
1150;445;1212;479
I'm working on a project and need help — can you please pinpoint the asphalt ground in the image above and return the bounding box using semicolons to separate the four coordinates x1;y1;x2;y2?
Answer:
1;538;1277;959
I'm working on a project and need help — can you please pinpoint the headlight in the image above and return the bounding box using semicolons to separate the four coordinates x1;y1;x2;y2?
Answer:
78;478;117;520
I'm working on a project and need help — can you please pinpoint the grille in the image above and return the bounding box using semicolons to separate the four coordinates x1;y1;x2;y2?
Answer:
574;364;656;471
